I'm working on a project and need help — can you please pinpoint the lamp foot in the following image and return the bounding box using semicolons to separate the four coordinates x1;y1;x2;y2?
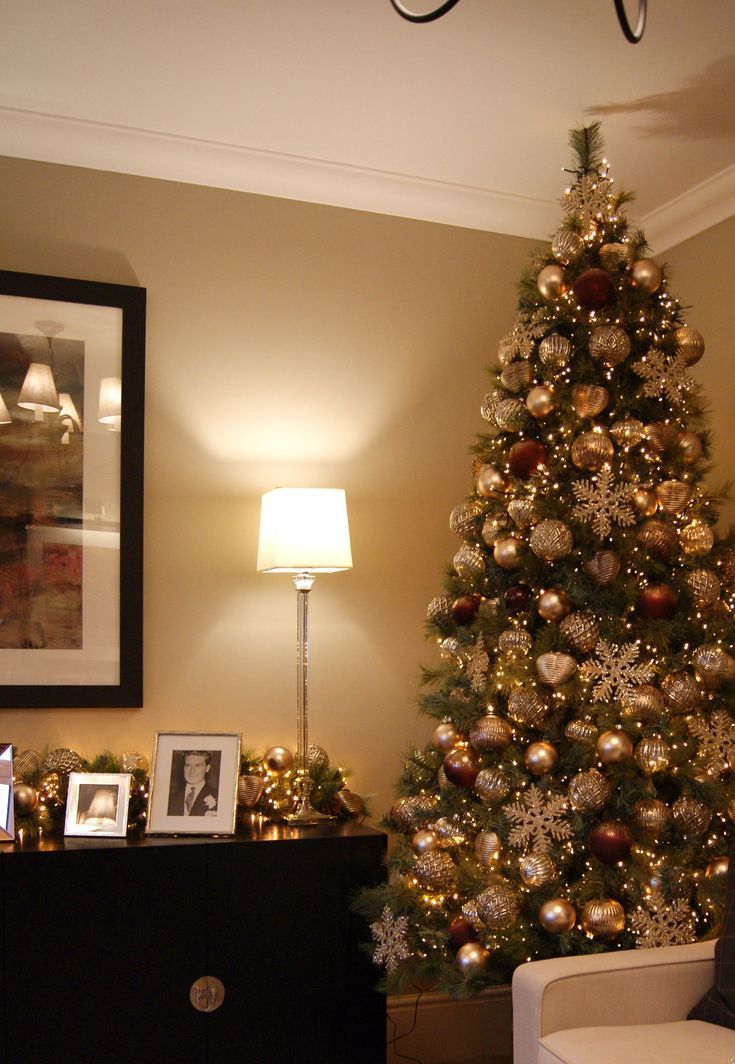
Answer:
283;773;336;825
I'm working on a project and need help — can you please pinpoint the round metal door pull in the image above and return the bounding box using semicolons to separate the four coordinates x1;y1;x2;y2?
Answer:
190;976;225;1013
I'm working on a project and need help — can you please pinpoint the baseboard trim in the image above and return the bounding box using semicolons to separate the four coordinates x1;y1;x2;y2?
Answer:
387;985;512;1064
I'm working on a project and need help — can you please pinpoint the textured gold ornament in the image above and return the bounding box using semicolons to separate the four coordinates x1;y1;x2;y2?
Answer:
687;569;721;608
13;748;42;781
493;536;523;569
596;729;634;764
506;687;547;729
692;643;735;685
37;772;63;808
539;333;572;369
237;774;264;809
519;854;558;890
661;671;701;713
480;389;504;423
507;497;540;529
630;258;663;293
433;817;466;846
469;713;513;752
621;684;665;723
119;751;149;774
498;627;533;654
678;432;703;464
589;324;631;367
45;748;84;774
705;856;729;878
680;521;714;556
656;480;693;515
481;513;510;546
524;741;559;776
581;898;625;939
433;722;459;752
636;520;678;561
599;242;633;271
427;596;452;622
439;637;461;661
454;543;485;580
500;360;533;393
634;735;671;775
559;611;599;654
583;551;620;586
536;652;577;685
526;385;556;418
455;942;490;977
537;264;567;300
474;767;512;804
476;882;521;930
475;830;502;866
674;326;705;366
392;794;438;831
552;230;584;265
529;519;573;562
631;798;672;838
494;398;527;432
564;718;598;743
539;898;576;934
477;463;511;498
568;768;611;812
644;421;680;455
571;431;614;472
412;828;440;856
450;500;483;538
610;418;646;447
672;795;711;836
537;588;571;621
571;384;609;419
415;850;457;892
722;548;735;588
632;488;658;517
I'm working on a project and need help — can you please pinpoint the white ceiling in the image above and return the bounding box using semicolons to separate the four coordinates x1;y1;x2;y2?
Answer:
2;0;735;250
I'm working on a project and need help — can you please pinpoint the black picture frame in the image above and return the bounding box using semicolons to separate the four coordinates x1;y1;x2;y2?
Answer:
0;269;145;708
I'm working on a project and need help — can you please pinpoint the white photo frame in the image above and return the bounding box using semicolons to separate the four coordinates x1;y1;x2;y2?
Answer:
0;744;14;842
64;772;131;838
146;732;241;836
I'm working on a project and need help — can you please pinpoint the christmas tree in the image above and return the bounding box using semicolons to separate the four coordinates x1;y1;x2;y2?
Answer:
358;124;735;994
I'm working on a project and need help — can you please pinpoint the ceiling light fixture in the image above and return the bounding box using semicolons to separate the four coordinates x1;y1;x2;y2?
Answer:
389;0;647;43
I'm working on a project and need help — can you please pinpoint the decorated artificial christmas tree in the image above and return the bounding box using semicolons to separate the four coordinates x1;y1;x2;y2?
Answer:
358;124;735;994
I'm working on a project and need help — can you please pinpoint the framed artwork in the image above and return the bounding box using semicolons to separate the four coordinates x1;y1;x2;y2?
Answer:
0;744;13;842
64;771;132;838
146;732;241;836
0;270;145;708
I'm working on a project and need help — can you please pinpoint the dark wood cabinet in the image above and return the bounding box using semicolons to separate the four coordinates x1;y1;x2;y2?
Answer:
0;822;386;1063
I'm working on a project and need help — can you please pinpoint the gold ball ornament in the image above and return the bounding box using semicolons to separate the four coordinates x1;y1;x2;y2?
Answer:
494;397;528;432
264;746;294;773
581;899;625;940
588;324;631;367
476;881;521;930
634;735;671;775
520;853;558;888
414;850;457;892
537;264;567;300
596;729;633;764
539;898;576;934
13;782;39;816
450;500;483;538
551;230;584;265
686;569;721;608
529;519;573;562
455;941;490;977
469;713;513;752
631;798;672;838
610;418;646;447
524;742;559;776
705;856;729;878
507;687;548;729
493;536;524;569
599;242;633;271
500;360;533;393
632;488;658;517
678;431;703;464
672;795;711;836
571;384;609;419
475;830;502;866
630;258;663;293
13;749;42;782
559;611;599;654
526;385;556;418
537;587;571;621
571;430;614;472
564;718;598;744
433;722;459;752
412;829;440;856
474;767;512;804
680;521;714;556
661;671;701;713
538;333;572;370
568;768;611;812
536;652;577;685
674;326;705;366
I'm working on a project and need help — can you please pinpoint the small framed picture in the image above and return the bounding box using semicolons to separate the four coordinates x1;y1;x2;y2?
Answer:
146;732;241;836
0;744;14;842
64;772;131;838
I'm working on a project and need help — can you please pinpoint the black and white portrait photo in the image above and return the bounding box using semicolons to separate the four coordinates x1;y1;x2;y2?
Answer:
167;750;221;817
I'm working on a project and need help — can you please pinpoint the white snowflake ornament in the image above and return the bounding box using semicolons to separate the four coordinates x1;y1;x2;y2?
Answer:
370;905;411;973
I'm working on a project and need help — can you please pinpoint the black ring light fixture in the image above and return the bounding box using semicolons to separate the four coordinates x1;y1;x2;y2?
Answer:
389;0;648;43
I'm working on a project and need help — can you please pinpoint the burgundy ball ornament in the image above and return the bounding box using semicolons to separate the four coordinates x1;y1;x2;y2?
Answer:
452;595;480;626
588;821;634;865
636;584;679;620
443;746;481;788
508;440;547;480
505;583;533;614
448;915;478;953
536;264;567;300
631;258;663;293
572;268;616;310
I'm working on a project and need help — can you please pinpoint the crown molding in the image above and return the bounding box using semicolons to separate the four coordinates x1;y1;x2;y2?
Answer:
641;163;735;253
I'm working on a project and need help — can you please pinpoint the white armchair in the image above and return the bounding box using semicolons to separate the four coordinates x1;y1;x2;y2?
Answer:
512;938;735;1064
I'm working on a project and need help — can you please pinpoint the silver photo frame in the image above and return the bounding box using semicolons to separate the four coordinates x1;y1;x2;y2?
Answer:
146;732;241;836
64;771;131;838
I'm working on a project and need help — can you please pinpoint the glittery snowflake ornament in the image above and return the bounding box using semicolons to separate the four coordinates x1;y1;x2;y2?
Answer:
466;635;490;694
572;468;636;538
688;710;735;776
630;898;696;949
503;785;573;855
578;640;655;701
632;348;695;408
560;172;616;234
370;906;411;973
500;312;548;361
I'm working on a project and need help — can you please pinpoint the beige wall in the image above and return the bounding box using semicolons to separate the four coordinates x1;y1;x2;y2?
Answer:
0;155;534;815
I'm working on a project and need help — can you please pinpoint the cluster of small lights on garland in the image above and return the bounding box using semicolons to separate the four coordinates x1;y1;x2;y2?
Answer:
9;743;366;841
355;123;735;996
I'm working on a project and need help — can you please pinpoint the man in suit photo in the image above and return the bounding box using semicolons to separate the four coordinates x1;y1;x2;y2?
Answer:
167;750;219;816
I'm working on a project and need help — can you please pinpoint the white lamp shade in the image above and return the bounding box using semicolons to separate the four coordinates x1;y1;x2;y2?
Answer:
257;488;353;573
18;363;59;412
98;376;122;423
0;392;11;424
58;393;83;431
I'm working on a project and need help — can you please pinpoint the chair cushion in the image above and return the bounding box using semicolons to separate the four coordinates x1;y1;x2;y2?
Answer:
689;845;735;1029
538;1019;735;1064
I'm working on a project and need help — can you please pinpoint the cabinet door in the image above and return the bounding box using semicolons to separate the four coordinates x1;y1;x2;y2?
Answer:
0;843;209;1064
205;834;386;1064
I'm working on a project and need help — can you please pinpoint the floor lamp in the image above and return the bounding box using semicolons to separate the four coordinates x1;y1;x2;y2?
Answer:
257;488;353;824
